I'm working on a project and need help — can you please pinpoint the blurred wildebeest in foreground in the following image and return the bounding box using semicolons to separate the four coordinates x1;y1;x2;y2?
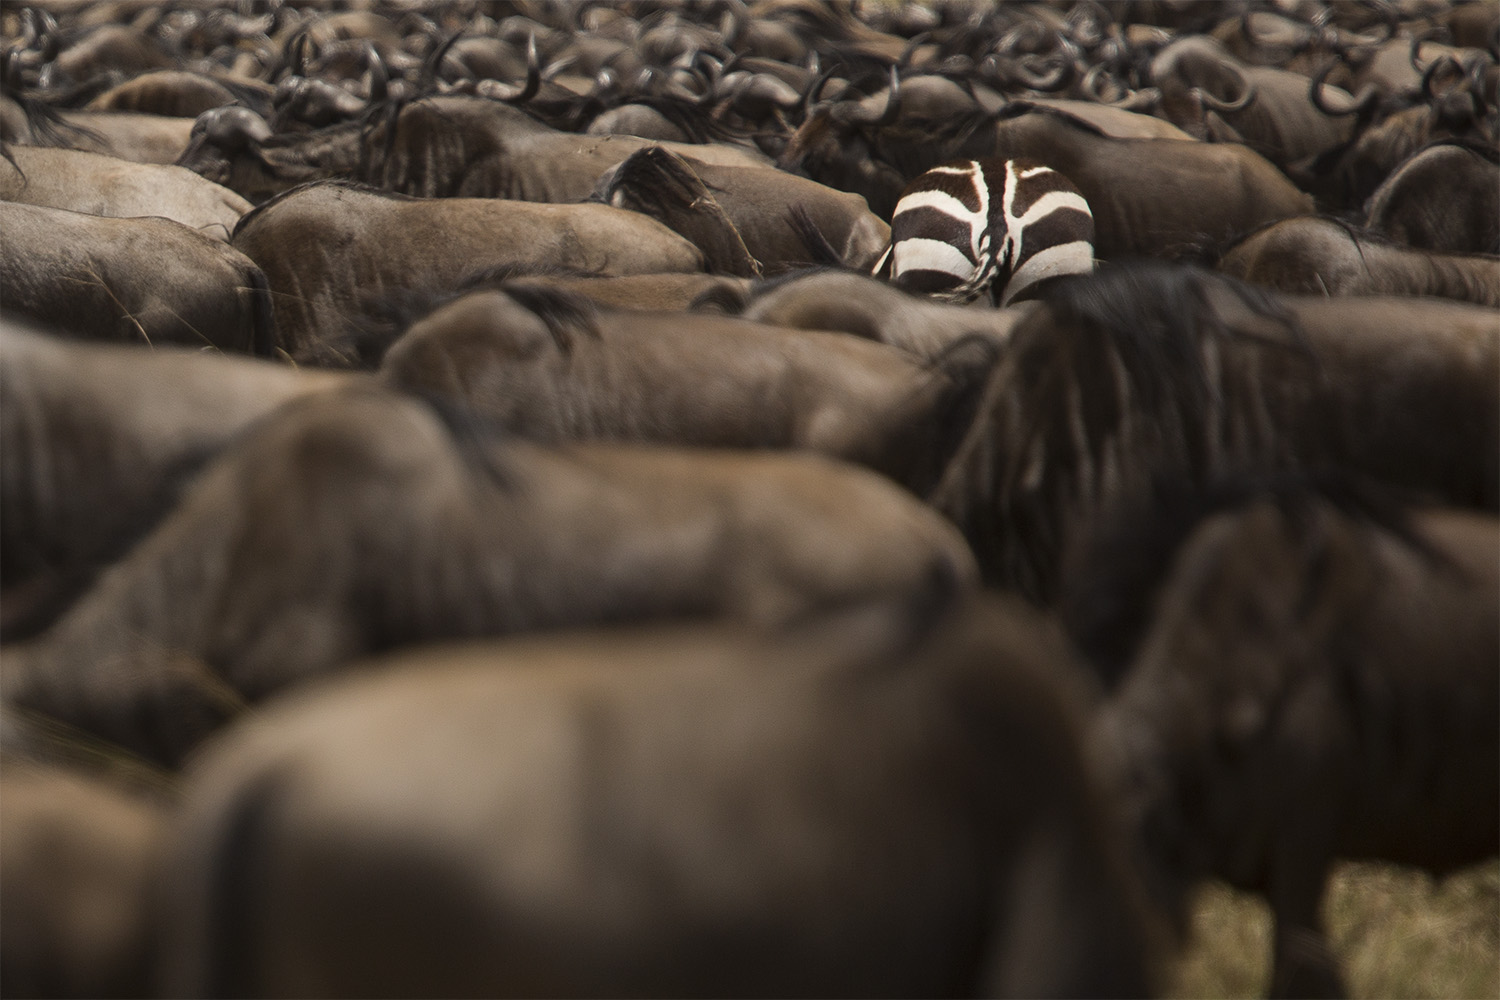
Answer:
158;596;1164;998
0;202;274;354
0;323;357;639
1074;479;1498;997
1217;216;1500;307
375;281;998;496
229;181;705;362
0;756;168;999
4;387;977;767
929;263;1499;602
0;145;250;240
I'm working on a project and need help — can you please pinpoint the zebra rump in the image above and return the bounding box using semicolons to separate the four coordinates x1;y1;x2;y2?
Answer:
874;159;1095;307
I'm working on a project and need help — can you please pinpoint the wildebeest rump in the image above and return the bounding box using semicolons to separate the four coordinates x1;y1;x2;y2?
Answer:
929;263;1499;601
4;386;978;766
0;202;275;354
377;283;997;496
229;181;705;362
0;323;356;638
1217;215;1500;307
158;597;1162;998
0;145;250;240
1082;482;1498;997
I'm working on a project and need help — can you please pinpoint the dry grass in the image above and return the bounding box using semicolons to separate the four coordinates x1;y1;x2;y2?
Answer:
1167;860;1500;999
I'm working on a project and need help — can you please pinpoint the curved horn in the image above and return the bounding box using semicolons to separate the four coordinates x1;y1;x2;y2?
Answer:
1011;54;1073;93
365;42;388;104
800;65;836;118
423;29;464;87
1309;57;1377;116
898;30;931;71
502;33;540;104
872;65;902;126
1196;63;1255;113
1421;53;1465;98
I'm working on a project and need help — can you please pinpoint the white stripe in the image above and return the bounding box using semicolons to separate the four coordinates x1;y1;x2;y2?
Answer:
924;163;981;176
1017;165;1055;178
892;238;977;280
892;189;984;222
1000;160;1023;271
1017;190;1092;226
999;240;1094;306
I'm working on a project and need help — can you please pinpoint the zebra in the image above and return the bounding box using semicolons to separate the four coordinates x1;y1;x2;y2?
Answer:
872;158;1096;307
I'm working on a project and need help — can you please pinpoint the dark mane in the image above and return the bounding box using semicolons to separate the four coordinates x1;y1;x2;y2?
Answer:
993;100;1109;137
1060;471;1439;690
931;262;1311;603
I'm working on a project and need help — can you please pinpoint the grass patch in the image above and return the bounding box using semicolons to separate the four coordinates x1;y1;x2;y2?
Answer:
1167;859;1499;999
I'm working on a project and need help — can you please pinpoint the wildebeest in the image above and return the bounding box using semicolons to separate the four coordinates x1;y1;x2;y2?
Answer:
1076;480;1498;997
928;263;1499;601
0;145;250;240
377;281;996;495
0;756;167;1000
158;596;1163;998
1363;140;1500;254
180;95;771;204
734;268;1037;361
1217;215;1500;307
0;322;356;638
228;181;705;362
0;201;274;354
4;386;978;766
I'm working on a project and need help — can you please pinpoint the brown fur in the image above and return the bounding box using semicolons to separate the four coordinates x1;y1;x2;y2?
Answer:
1218;215;1500;307
0;324;356;638
159;596;1163;997
0;203;276;355
229;182;705;362
1094;492;1499;997
930;264;1498;602
4;386;978;766
378;284;998;494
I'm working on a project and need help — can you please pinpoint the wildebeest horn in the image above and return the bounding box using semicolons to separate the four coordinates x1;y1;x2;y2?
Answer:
872;66;902;126
502;33;541;105
1111;85;1161;112
364;43;388;105
1421;54;1466;99
1012;55;1073;93
1309;58;1378;116
1196;64;1255;114
800;66;837;118
898;31;931;70
423;29;464;88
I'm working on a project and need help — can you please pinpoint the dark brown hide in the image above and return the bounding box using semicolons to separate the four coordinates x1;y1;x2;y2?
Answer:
930;265;1499;601
0;758;166;1000
0;202;274;355
228;183;704;362
739;269;1036;361
159;598;1161;998
4;387;977;766
1095;495;1498;997
1364;143;1500;254
379;287;995;494
0;146;250;240
0;324;355;638
1218;216;1500;307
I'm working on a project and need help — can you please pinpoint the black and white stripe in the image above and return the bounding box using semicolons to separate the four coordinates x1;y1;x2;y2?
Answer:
873;158;1095;307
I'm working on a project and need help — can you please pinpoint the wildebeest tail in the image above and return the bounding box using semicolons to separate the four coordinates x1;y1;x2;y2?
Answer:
786;204;849;269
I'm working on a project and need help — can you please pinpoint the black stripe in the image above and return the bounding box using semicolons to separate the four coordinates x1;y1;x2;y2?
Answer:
891;206;980;263
1014;209;1094;268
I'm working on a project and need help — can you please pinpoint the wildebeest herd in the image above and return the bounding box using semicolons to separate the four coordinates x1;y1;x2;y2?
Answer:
1;0;1497;996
